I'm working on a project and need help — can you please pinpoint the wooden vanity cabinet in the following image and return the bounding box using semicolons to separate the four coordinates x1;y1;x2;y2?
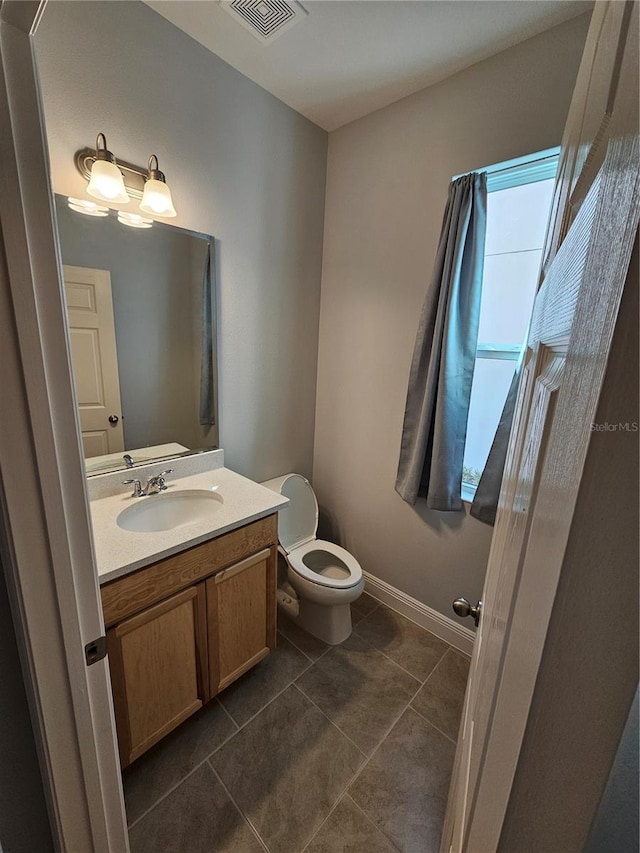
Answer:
101;515;277;767
107;585;209;767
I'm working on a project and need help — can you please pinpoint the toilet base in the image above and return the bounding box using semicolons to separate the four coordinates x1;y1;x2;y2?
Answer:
297;599;353;645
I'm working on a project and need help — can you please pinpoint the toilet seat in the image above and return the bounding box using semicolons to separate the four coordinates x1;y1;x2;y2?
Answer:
261;473;363;591
288;539;363;590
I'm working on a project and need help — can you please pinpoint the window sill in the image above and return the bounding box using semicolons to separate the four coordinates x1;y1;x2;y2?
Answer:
461;482;477;504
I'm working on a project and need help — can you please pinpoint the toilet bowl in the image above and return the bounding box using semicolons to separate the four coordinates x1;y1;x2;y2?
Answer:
261;473;364;645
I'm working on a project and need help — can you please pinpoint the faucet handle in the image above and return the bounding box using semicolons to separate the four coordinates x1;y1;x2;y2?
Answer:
123;478;143;498
156;469;173;490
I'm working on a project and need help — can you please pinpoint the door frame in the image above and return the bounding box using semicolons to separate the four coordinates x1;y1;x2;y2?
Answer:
0;2;129;851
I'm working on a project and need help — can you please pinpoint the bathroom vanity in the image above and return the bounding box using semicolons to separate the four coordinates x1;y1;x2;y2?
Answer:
89;451;287;767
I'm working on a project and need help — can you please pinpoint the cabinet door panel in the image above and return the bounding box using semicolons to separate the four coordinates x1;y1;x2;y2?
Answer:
108;584;208;767
208;546;276;694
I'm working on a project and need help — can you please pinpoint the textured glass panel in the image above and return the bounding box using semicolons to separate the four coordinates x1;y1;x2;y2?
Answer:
485;179;555;255
477;250;541;345
463;358;516;486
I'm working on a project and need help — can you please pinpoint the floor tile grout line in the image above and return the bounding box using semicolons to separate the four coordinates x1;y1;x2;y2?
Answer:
277;628;316;663
334;677;439;851
354;595;455;678
298;791;351;853
291;682;368;760
416;645;452;689
362;594;462;652
302;696;412;853
127;670;315;832
207;761;271;853
363;594;432;635
345;793;401;852
353;622;450;685
216;655;316;732
299;751;382;853
407;703;458;746
215;695;241;730
352;600;380;623
351;671;429;778
296;627;444;775
126;753;214;831
293;650;426;765
350;627;427;685
336;676;427;811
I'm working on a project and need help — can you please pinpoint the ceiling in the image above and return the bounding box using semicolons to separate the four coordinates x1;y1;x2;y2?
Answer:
144;0;592;131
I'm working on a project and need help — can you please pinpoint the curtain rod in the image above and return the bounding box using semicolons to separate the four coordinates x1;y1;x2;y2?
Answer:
453;147;560;182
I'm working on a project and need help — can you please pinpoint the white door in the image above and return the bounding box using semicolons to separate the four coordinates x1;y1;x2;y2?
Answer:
63;264;125;456
441;3;639;851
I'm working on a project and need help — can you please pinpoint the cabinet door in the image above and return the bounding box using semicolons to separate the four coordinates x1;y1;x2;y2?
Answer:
107;585;208;767
207;546;276;695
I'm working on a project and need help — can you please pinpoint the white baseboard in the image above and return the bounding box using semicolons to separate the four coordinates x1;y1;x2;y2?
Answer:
363;571;475;656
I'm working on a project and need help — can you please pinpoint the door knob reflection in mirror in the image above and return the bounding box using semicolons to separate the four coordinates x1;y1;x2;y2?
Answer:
453;597;482;627
108;414;119;425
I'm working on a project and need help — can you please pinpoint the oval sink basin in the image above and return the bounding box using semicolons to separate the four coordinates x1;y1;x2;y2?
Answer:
117;489;224;533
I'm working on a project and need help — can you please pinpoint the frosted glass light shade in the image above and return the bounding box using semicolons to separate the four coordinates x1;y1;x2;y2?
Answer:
86;159;129;204
139;179;177;217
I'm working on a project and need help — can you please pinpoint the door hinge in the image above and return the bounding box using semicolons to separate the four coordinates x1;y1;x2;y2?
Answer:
85;635;107;666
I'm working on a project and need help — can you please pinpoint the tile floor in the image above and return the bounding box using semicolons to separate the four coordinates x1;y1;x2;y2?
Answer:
124;594;471;853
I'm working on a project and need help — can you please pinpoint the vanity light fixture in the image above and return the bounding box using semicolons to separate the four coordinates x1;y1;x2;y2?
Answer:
117;211;153;229
85;133;130;204
67;197;109;217
74;133;178;217
139;155;177;218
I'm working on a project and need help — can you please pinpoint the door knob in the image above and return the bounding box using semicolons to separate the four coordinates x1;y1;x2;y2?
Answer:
453;597;482;627
108;415;119;425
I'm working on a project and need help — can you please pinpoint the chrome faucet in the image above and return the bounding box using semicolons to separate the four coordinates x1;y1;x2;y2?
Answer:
123;478;144;498
123;454;135;469
123;469;173;498
145;470;173;495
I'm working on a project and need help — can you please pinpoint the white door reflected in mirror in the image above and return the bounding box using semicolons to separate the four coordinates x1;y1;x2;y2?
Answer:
64;264;125;456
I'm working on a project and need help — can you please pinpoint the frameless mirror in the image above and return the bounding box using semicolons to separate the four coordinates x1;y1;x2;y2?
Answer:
54;194;218;476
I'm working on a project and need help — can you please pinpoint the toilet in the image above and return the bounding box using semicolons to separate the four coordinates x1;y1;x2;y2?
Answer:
261;473;364;645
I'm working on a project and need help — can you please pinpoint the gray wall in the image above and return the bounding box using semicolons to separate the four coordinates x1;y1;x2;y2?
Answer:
55;197;210;452
314;13;590;619
35;0;327;482
584;686;639;853
0;550;53;853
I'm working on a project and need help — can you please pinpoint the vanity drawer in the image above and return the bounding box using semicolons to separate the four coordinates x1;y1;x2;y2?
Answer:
101;513;277;627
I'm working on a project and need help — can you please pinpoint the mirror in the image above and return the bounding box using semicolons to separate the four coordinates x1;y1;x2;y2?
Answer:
55;195;218;475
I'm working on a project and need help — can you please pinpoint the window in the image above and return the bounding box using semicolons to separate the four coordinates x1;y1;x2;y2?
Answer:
461;149;559;501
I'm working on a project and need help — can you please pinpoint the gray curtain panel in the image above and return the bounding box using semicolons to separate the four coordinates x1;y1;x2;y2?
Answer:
470;360;521;525
199;241;217;426
395;172;487;510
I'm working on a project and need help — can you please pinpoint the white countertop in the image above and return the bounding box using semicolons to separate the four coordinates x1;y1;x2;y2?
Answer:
90;466;288;585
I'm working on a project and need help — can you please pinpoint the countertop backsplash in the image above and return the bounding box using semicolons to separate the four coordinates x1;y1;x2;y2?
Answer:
86;448;225;502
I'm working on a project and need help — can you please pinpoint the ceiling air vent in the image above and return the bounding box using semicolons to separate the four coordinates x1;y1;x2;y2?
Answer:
220;0;308;44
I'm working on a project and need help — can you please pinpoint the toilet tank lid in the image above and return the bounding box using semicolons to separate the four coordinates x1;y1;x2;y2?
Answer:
261;473;318;553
